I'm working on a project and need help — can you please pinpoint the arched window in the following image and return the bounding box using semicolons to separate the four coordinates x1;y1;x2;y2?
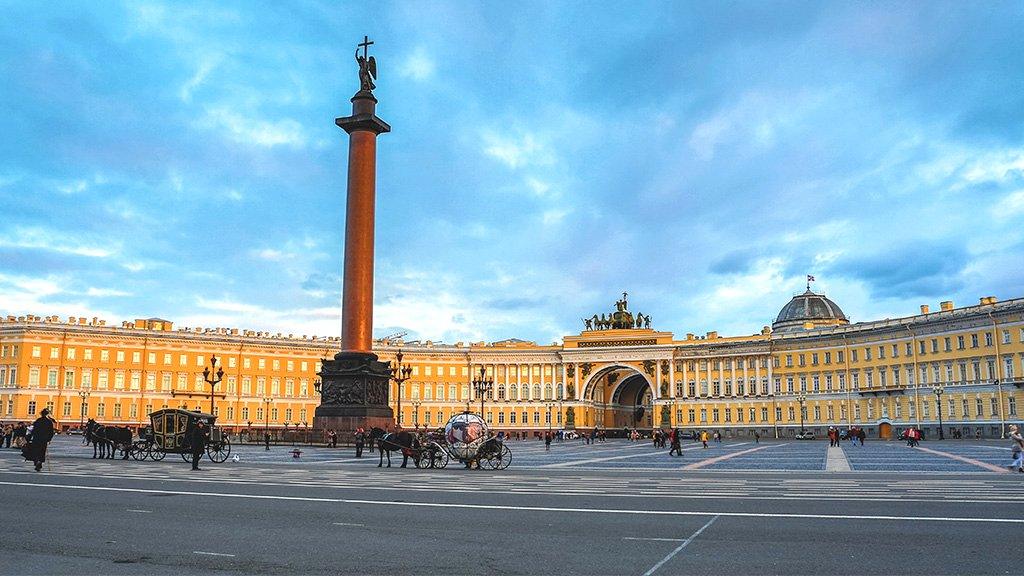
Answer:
520;384;528;399
544;384;553;400
497;385;506;400
532;384;541;400
509;385;518;401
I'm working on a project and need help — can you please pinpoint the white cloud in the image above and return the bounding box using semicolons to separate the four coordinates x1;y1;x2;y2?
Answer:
0;273;113;321
993;189;1024;220
525;177;552;197
86;287;132;297
482;131;553;169
253;248;284;261
399;47;436;81
225;189;244;201
541;208;570;226
198;107;307;148
180;57;219;102
57;179;89;195
0;227;118;258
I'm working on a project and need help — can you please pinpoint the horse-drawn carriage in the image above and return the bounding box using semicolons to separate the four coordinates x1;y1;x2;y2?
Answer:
414;412;512;470
133;408;232;463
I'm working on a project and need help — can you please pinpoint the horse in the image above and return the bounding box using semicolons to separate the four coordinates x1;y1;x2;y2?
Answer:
91;425;132;459
369;427;420;468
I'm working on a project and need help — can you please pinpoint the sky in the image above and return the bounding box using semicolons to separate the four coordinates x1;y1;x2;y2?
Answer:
2;1;1024;345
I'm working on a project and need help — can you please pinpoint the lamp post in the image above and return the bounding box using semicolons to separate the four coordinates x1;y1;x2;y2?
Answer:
796;394;807;436
303;422;308;445
390;350;412;427
472;365;494;418
933;384;945;440
770;394;779;439
411;400;422;428
202;355;224;416
545;402;554;434
263;397;273;450
246;420;252;444
78;390;90;429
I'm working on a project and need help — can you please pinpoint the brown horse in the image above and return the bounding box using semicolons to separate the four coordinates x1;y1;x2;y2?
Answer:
369;428;420;468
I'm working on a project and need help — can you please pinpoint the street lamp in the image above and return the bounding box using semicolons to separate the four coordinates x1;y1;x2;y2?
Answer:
78;390;90;429
411;400;422;428
390;350;412;427
933;384;945;440
796;394;807;435
246;420;252;443
262;397;273;450
202;355;224;416
545;402;555;434
472;365;494;417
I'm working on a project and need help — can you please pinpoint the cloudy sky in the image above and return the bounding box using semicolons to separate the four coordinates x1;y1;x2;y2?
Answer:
2;2;1023;345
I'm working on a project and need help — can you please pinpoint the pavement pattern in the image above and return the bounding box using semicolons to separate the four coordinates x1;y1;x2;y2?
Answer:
0;436;1021;575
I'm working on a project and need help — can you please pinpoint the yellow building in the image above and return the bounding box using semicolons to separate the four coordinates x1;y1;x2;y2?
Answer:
1;291;1022;439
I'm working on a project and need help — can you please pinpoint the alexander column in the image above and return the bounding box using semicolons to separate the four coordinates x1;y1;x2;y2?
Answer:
314;36;394;438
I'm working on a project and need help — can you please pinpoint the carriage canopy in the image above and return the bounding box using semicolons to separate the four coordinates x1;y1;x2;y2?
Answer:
443;412;489;460
149;408;217;453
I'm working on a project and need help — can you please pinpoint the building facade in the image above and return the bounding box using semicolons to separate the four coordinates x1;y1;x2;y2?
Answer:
1;292;1022;439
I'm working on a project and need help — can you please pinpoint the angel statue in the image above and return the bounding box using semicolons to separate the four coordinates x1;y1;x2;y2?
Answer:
356;48;377;92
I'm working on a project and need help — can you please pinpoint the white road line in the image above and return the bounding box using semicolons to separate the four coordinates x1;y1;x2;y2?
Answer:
125;509;151;513
624;537;686;542
5;481;1024;524
826;446;852;472
642;515;720;576
193;551;235;557
332;522;365;527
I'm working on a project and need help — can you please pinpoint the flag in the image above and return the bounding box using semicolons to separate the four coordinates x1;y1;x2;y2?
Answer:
807;275;815;282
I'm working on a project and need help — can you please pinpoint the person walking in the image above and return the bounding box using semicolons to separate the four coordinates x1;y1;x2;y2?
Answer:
26;409;56;472
668;428;683;457
1008;425;1024;473
544;431;552;451
857;427;866;446
754;431;760;444
328;429;338;448
264;430;271;451
354;427;365;458
700;430;709;449
2;422;11;448
190;420;210;471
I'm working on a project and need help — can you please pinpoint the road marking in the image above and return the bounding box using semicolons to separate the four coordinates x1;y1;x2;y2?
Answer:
624;537;686;542
826;446;852;472
642;515;719;576
911;446;1008;473
5;481;1024;524
683;444;784;470
125;509;151;513
193;551;235;557
541;449;694;468
332;522;365;527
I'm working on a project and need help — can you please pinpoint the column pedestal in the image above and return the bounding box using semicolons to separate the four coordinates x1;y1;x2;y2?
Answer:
314;351;394;441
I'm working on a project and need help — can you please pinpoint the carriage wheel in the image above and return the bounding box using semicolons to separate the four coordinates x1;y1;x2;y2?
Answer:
432;450;450;469
207;438;231;463
150;448;166;461
495;445;512;470
181;452;192;463
130;441;149;461
415;452;427;468
118;444;132;459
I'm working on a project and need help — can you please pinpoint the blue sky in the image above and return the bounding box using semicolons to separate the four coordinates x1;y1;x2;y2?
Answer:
2;1;1023;344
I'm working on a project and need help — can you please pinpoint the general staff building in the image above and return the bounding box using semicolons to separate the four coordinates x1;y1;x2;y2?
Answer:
1;290;1022;440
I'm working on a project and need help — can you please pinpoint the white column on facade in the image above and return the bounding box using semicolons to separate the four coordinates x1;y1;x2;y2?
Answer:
516;364;522;401
706;360;712;396
539;363;545;399
682;360;689;398
742;357;749;396
755;358;761;395
669;358;676;398
767;356;774;395
574;363;581;400
561;363;567;400
730;358;737;396
654;361;661;397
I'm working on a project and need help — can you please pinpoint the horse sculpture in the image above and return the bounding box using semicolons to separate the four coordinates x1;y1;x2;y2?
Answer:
88;423;132;459
369;427;420;468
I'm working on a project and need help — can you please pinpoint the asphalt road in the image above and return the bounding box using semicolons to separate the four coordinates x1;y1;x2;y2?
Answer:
0;438;1021;575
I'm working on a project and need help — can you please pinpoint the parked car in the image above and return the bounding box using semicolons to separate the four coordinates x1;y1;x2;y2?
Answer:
561;430;580;440
795;431;816;440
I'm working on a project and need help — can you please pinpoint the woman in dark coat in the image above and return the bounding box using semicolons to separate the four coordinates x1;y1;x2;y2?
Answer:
25;409;56;471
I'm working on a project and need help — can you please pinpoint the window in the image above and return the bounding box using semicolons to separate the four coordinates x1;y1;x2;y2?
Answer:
49;347;59;359
1009;397;1017;417
878;346;885;359
851;349;859;362
31;346;41;358
812;376;819;392
811;353;819;366
775;406;782;421
28;401;36;415
163;353;171;365
957;335;965;350
905;342;912;356
990;397;999;416
919;341;926;355
533;411;540;425
864;348;871;361
688;409;696;423
115;350;124;362
700;408;707;422
47;369;58;388
787;406;795;421
785;355;793;367
837;351;844;363
985;332;993;347
798;354;806;367
510;412;517;424
824;352;831;365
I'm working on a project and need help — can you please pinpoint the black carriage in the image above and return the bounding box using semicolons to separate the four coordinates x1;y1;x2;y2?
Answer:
143;409;232;463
